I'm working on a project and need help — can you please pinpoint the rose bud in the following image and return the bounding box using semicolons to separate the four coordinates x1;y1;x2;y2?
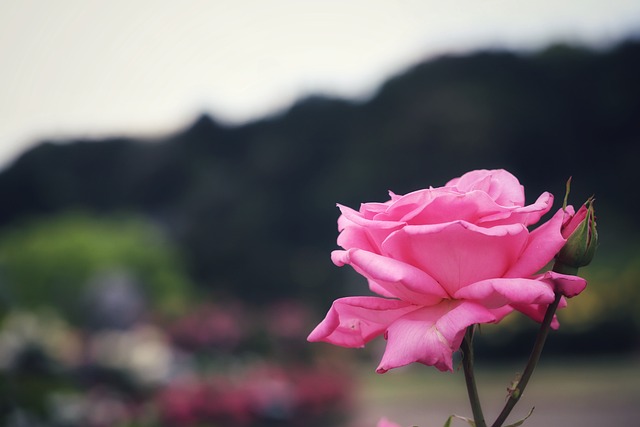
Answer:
557;197;598;269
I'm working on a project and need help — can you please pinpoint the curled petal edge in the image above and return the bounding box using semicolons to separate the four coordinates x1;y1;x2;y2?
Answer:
307;296;418;348
377;301;497;373
537;270;587;298
453;277;556;308
331;248;449;304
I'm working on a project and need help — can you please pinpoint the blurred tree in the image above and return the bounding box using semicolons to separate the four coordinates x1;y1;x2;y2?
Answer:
0;40;638;315
0;212;194;323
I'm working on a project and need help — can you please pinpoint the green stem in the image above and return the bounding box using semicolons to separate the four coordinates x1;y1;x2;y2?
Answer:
461;326;487;427
490;292;562;427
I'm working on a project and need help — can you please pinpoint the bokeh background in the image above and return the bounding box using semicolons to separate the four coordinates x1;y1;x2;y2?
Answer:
1;2;639;427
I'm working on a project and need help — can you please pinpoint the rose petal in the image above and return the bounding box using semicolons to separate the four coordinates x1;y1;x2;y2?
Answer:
332;249;449;304
337;204;404;251
360;200;395;219
562;204;587;238
401;190;507;225
447;169;525;207
511;297;568;330
453;277;555;308
479;192;554;227
307;296;418;348
377;301;496;373
373;188;442;222
504;207;567;278
338;204;404;231
538;271;588;298
336;225;378;253
374;187;504;225
382;221;528;296
509;192;554;226
489;305;515;322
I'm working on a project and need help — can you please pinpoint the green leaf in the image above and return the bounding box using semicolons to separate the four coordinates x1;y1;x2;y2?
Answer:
503;407;535;427
443;415;476;427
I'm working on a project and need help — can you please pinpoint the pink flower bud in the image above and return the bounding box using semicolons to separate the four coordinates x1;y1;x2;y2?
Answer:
561;204;588;239
557;198;598;269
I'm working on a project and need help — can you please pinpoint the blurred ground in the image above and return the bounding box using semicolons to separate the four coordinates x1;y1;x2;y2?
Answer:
352;355;640;427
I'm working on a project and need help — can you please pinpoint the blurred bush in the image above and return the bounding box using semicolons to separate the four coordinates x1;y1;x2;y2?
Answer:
0;299;353;427
0;212;193;323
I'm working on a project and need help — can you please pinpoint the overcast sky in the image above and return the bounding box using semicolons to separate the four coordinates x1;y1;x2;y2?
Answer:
1;0;639;169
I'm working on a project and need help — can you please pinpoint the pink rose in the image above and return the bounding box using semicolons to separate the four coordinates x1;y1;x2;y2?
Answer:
308;169;586;373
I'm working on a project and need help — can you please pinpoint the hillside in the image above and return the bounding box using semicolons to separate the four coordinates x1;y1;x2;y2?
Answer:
1;40;639;307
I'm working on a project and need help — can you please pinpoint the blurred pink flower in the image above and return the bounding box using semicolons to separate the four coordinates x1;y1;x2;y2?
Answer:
265;299;312;339
309;169;586;372
377;417;402;427
168;302;247;351
157;363;352;426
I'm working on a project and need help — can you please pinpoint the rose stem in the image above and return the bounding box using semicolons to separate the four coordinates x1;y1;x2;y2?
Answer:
461;326;487;427
491;261;578;427
491;294;565;426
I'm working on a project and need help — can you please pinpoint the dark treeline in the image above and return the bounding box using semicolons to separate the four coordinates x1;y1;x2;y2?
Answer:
1;40;639;308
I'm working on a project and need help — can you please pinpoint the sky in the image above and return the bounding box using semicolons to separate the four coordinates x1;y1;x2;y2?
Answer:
1;0;639;169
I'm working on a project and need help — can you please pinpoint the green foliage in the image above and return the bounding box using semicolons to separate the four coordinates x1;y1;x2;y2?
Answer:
502;407;534;427
443;414;475;427
0;212;193;321
441;407;533;427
